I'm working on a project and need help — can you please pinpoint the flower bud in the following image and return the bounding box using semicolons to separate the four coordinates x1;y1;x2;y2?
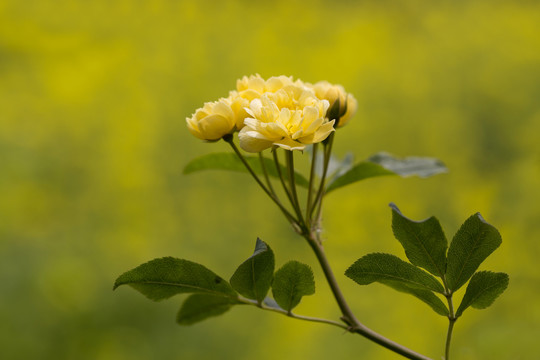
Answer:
186;99;236;141
308;81;357;127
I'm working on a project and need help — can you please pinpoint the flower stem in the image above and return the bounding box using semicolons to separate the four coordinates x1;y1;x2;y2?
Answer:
306;143;318;228
259;152;277;197
224;137;297;224
273;149;296;214
286;150;306;229
309;132;335;223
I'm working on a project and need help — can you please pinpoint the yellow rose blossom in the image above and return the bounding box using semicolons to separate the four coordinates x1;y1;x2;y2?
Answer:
236;74;300;100
308;81;357;127
227;91;251;129
238;86;334;152
186;98;237;141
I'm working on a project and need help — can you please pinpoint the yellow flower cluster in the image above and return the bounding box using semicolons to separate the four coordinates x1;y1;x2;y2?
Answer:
186;74;357;151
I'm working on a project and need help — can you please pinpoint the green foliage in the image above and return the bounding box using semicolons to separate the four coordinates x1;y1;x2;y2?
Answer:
177;294;240;325
345;253;444;293
326;162;395;193
230;238;275;303
456;271;509;317
446;214;502;291
114;257;237;301
272;261;315;312
326;153;447;193
345;253;448;316
183;152;309;187
368;152;448;178
347;207;509;321
390;203;447;278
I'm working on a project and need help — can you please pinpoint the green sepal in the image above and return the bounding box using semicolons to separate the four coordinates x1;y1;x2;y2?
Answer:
271;261;315;312
455;271;509;317
114;257;237;301
446;214;502;291
230;238;275;303
327;97;341;121
390;203;447;278
183;152;309;187
177;294;242;325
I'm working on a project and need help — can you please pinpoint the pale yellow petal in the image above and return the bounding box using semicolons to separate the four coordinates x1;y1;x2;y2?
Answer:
198;114;234;140
186;117;205;140
274;137;306;151
238;128;274;153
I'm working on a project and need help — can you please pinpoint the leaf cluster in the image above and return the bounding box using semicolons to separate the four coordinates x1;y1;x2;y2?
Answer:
345;204;509;319
114;238;315;325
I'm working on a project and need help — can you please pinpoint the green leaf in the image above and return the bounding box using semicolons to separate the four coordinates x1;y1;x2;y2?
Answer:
183;152;309;187
345;253;445;293
446;214;502;291
455;271;509;317
390;203;447;278
381;280;449;316
326;162;395;193
230;238;275;303
345;253;448;315
272;261;315;312
324;152;447;194
369;152;448;178
114;257;237;301
177;294;240;325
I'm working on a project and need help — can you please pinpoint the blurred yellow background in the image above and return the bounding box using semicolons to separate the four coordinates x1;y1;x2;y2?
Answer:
1;0;539;359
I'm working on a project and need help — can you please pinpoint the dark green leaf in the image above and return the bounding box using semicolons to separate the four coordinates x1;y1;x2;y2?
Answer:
446;214;502;291
183;152;309;187
390;203;447;278
177;294;240;325
326;162;395;193
456;271;509;317
114;257;236;301
382;280;449;316
345;253;445;293
230;238;275;303
272;261;315;312
369;152;448;178
345;253;447;315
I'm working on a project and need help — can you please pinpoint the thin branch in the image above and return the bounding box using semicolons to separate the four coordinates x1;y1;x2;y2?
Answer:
305;233;432;360
444;289;456;360
237;296;347;330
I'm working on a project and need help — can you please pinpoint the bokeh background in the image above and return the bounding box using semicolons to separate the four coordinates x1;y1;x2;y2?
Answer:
1;0;539;359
